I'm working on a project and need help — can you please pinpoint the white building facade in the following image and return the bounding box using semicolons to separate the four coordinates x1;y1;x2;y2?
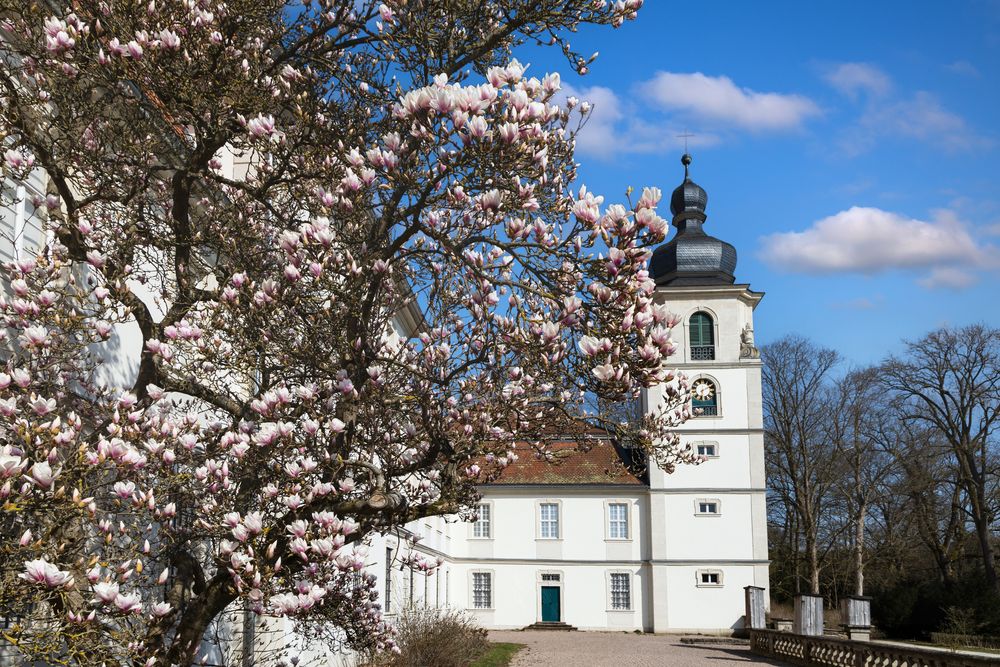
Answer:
375;153;769;636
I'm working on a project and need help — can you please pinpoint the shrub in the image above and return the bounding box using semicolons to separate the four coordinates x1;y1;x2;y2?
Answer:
364;608;489;667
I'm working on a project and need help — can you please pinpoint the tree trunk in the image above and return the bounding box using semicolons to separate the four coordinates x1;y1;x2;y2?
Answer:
807;531;821;595
972;509;1000;594
164;577;237;666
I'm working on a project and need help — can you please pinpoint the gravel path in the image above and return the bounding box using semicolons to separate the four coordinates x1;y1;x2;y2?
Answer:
488;630;786;667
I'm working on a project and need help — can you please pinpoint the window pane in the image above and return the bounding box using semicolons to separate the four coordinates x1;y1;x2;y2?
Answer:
473;572;492;608
690;312;713;346
474;503;491;538
540;503;559;538
609;503;628;539
610;573;631;610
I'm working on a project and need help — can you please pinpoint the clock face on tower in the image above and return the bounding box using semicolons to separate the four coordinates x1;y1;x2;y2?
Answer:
692;379;715;401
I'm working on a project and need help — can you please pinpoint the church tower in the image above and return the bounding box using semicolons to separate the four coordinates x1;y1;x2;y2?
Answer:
644;154;768;632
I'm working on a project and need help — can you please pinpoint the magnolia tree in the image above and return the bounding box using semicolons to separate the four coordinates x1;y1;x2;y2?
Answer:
0;0;695;663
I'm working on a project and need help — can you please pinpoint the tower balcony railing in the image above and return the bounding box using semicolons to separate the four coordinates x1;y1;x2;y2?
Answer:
690;345;715;361
693;405;718;417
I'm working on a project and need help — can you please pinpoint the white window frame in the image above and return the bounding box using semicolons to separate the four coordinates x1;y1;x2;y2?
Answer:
471;501;493;539
695;498;722;516
607;570;633;611
536;500;561;540
470;570;494;609
694;441;720;458
605;500;631;541
696;569;725;588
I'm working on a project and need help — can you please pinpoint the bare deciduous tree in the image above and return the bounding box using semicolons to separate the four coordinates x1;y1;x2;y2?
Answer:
881;325;1000;593
827;367;894;596
763;335;841;595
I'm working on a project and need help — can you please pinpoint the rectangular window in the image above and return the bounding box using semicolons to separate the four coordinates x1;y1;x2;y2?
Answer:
697;570;724;587
610;573;631;610
696;499;721;515
696;442;718;457
539;503;559;539
473;503;491;538
608;503;629;539
541;573;560;582
472;572;492;609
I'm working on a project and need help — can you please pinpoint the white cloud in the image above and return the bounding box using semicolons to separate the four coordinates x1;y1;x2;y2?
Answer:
824;63;892;99
834;84;991;155
638;72;820;131
869;92;990;151
565;84;626;158
562;83;719;160
944;60;980;77
758;206;1000;288
918;267;979;290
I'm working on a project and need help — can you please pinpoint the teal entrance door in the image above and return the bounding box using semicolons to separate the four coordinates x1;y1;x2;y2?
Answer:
541;586;560;622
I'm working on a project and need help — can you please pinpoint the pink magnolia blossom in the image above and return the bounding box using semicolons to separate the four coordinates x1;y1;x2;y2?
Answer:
26;461;58;489
114;592;143;613
21;558;74;589
92;581;119;604
158;29;180;50
0;448;26;478
151;601;172;617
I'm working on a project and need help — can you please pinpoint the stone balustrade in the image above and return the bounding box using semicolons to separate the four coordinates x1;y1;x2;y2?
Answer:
749;629;999;667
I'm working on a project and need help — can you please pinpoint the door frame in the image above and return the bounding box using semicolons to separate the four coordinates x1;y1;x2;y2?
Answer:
536;570;564;622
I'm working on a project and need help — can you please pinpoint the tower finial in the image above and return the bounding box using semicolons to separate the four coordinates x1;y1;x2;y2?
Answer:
681;152;692;179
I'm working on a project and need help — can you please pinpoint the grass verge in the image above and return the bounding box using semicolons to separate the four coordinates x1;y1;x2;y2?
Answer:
470;642;525;667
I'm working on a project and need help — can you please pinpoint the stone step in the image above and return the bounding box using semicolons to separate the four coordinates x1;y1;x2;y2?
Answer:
524;622;578;631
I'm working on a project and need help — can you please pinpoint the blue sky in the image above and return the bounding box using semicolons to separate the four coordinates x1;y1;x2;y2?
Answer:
523;1;1000;365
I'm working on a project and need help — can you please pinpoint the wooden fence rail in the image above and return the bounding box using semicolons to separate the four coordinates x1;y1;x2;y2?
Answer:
749;629;1000;667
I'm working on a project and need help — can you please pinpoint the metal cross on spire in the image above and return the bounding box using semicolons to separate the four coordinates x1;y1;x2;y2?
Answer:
676;129;695;153
676;130;695;178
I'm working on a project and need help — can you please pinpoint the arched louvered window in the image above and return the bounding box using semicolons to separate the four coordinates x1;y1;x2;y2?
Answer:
691;379;719;417
689;312;715;360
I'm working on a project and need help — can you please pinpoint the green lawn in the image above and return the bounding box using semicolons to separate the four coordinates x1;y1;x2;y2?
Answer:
470;642;525;667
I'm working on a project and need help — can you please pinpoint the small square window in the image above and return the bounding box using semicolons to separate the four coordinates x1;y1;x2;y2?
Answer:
697;570;724;587
696;499;721;516
696;442;718;458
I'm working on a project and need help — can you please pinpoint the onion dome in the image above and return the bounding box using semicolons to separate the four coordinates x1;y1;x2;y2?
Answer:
670;153;708;216
650;154;737;286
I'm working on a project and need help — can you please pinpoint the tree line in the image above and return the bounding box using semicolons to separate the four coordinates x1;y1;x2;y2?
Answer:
763;325;1000;638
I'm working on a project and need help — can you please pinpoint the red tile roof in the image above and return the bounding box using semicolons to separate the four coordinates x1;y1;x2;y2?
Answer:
482;438;646;486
